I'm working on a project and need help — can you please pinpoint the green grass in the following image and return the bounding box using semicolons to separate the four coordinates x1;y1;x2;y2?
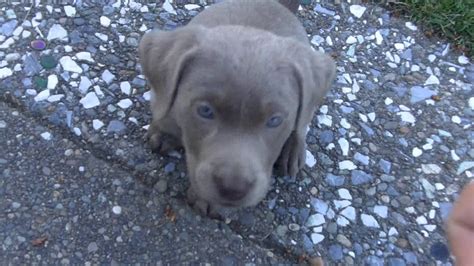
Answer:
389;0;474;56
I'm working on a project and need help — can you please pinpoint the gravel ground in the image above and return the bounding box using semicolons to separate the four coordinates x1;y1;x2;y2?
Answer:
0;0;473;264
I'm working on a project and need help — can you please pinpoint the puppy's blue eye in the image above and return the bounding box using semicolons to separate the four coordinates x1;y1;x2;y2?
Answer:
266;115;283;128
197;104;214;119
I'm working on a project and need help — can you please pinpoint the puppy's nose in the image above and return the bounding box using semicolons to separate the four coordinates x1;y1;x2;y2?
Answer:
213;176;254;202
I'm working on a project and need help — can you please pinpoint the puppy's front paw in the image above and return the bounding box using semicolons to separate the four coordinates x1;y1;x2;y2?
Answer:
186;187;222;219
145;129;181;155
276;132;306;177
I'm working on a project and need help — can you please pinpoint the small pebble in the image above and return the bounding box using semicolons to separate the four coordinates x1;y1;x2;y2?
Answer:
112;206;122;215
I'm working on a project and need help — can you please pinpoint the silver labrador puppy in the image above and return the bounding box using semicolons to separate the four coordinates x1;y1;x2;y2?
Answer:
139;0;336;216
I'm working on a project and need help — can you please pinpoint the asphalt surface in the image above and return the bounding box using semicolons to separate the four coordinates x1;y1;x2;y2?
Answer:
0;101;289;264
0;0;473;265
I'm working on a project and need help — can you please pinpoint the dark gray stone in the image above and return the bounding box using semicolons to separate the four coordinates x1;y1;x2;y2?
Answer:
1;20;18;36
328;244;343;261
365;255;384;266
318;130;334;144
378;159;392;174
310;198;328;214
325;173;345;187
410;86;436;103
164;162;176;173
107;120;126;134
403;252;418;265
439;202;453;221
388;258;406;266
23;54;42;76
351;170;374;185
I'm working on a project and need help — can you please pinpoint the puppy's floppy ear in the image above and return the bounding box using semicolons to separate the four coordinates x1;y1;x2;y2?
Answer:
139;26;203;120
291;47;336;132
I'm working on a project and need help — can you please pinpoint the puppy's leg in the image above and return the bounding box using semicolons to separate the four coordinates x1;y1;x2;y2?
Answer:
186;187;222;219
275;130;306;177
146;118;182;154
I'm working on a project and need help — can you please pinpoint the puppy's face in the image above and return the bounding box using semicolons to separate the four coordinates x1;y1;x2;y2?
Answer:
139;26;335;209
174;42;299;207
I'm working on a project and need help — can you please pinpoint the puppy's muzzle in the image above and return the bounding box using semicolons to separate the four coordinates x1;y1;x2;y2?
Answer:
213;175;256;202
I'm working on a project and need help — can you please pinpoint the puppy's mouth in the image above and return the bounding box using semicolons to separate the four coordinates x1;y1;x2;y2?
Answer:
218;199;247;208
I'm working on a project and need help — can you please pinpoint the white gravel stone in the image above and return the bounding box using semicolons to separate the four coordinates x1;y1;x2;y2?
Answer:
325;36;333;46
451;115;461;124
47;94;64;102
428;54;436;62
349;5;366;18
47;24;68;41
388;227;398;236
469;97;474;110
305;150;317;168
318;114;332;127
0;67;13;79
95;33;108;42
162;0;177;14
21;31;30;39
373;205;388;218
405;22;418;31
346;36;357;44
421;164;442;174
336;216;350;227
120;81;131;95
311;35;324;46
117;99;133;109
76;52;94;63
338;189;352;200
412;147;423;157
73;127;81;136
435;183;445;190
367;112;376;121
375;30;383;45
339;160;356;170
112;206;122;215
100;16;111;27
60;56;83;73
457;161;474;175
80;92;100;109
143;91;151;101
79;76;92;94
397;111;416;124
310;233;325;244
12;26;23;37
384;97;393;105
340;118;351;129
338;138;349;156
185;4;200;10
93;119;104;130
306;213;325;227
451;150;460;161
334;200;351;210
394;43;405;50
26;89;37;96
424;75;440;86
361;214;380;228
416;216;427;225
64;5;76;17
34;89;50;102
458;55;469;65
0;35;15;49
40;132;52;140
341;206;356;221
102;70;115;84
47;74;58;89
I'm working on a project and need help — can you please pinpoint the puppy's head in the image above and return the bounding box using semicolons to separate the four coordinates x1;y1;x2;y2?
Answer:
139;26;335;208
